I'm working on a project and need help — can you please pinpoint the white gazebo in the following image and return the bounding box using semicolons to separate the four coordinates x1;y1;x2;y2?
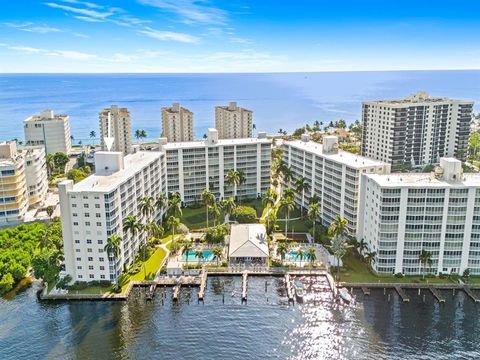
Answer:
228;224;269;266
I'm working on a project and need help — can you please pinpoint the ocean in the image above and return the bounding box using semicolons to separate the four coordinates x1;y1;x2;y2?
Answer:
0;71;479;144
1;277;480;359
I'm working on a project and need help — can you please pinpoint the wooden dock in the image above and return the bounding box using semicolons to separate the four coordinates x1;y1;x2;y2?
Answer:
198;269;208;301
325;273;338;298
429;286;446;303
361;287;370;296
242;272;248;301
172;284;181;301
463;286;480;303
394;286;410;302
285;274;294;302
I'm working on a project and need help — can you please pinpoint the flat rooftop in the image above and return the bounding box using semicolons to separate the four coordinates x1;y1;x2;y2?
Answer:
163;137;271;150
366;172;480;188
71;151;162;193
364;92;473;106
24;114;69;122
285;140;389;169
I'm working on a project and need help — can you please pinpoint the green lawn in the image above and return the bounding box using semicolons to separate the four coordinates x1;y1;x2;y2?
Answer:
338;252;458;284
181;199;265;230
275;206;310;232
72;285;113;295
118;247;167;292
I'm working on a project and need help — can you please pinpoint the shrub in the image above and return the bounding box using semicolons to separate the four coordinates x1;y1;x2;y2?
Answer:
233;206;257;223
177;223;190;235
205;224;228;244
395;272;404;278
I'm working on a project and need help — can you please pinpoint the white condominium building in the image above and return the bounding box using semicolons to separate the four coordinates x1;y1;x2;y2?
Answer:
358;158;480;276
99;105;133;155
161;103;194;142
0;142;48;224
59;150;167;282
361;92;473;170
24;110;72;155
160;128;271;205
215;102;253;139
282;135;390;235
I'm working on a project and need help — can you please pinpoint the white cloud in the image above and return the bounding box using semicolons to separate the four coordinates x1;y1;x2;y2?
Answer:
43;2;115;19
73;15;103;22
4;22;61;34
4;44;96;60
137;0;228;25
139;28;199;43
58;0;103;9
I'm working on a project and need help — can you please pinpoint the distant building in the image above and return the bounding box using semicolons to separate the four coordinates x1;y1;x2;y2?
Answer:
161;103;194;142
215;102;253;139
160;128;271;205
361;92;474;170
358;158;480;276
99;105;132;155
228;224;269;265
59;150;167;282
0;141;48;224
24;110;72;155
282;135;390;235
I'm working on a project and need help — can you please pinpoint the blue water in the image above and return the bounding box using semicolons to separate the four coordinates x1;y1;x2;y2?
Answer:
0;71;479;144
285;251;302;262
182;250;214;262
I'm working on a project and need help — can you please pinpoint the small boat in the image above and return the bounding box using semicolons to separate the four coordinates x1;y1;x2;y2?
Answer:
294;280;305;302
339;288;353;304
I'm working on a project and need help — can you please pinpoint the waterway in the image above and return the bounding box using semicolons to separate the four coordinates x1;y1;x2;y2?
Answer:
1;276;480;359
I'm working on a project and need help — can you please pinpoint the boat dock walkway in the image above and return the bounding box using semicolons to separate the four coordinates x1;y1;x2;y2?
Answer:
198;268;208;301
429;286;446;303
394;285;410;302
242;272;248;301
362;287;370;296
172;284;181;301
463;286;480;303
285;274;294;302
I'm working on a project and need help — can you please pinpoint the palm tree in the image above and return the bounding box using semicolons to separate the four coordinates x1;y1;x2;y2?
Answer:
182;240;193;269
123;215;142;238
46;205;55;220
168;192;182;218
295;176;310;214
89;130;96;144
276;241;288;264
296;249;305;264
104;234;122;290
280;195;295;239
328;215;349;239
195;250;205;265
262;188;278;209
307;247;317;268
167;216;180;244
46;154;55;175
154;193;167;224
146;220;164;240
209;201;222;227
365;251;376;270
135;129;147;144
201;189;215;228
212;246;223;267
265;211;277;235
419;250;432;279
139;195;155;219
225;169;245;197
358;238;368;256
221;197;236;223
307;201;321;242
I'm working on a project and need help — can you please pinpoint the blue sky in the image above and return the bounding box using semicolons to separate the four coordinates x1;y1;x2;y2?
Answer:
0;0;479;72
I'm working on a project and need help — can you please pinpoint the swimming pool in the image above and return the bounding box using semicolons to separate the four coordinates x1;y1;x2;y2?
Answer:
284;251;305;262
182;250;214;262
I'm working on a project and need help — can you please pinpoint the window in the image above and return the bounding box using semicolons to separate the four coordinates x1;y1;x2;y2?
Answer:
95;204;100;208
76;257;81;261
87;248;92;253
96;213;101;218
72;204;77;208
100;275;105;279
84;213;90;217
89;274;94;279
99;257;104;262
85;222;90;226
84;204;89;208
96;222;102;226
87;239;92;244
88;265;94;270
75;240;80;244
88;257;93;261
100;266;105;270
75;249;80;253
78;275;83;279
98;240;103;245
77;266;82;270
73;222;79;226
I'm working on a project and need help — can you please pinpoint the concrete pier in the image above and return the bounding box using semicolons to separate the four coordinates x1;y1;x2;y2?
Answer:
198;269;208;301
361;287;370;296
173;284;181;301
285;274;294;302
394;286;410;302
429;286;446;303
242;272;248;301
463;286;480;303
